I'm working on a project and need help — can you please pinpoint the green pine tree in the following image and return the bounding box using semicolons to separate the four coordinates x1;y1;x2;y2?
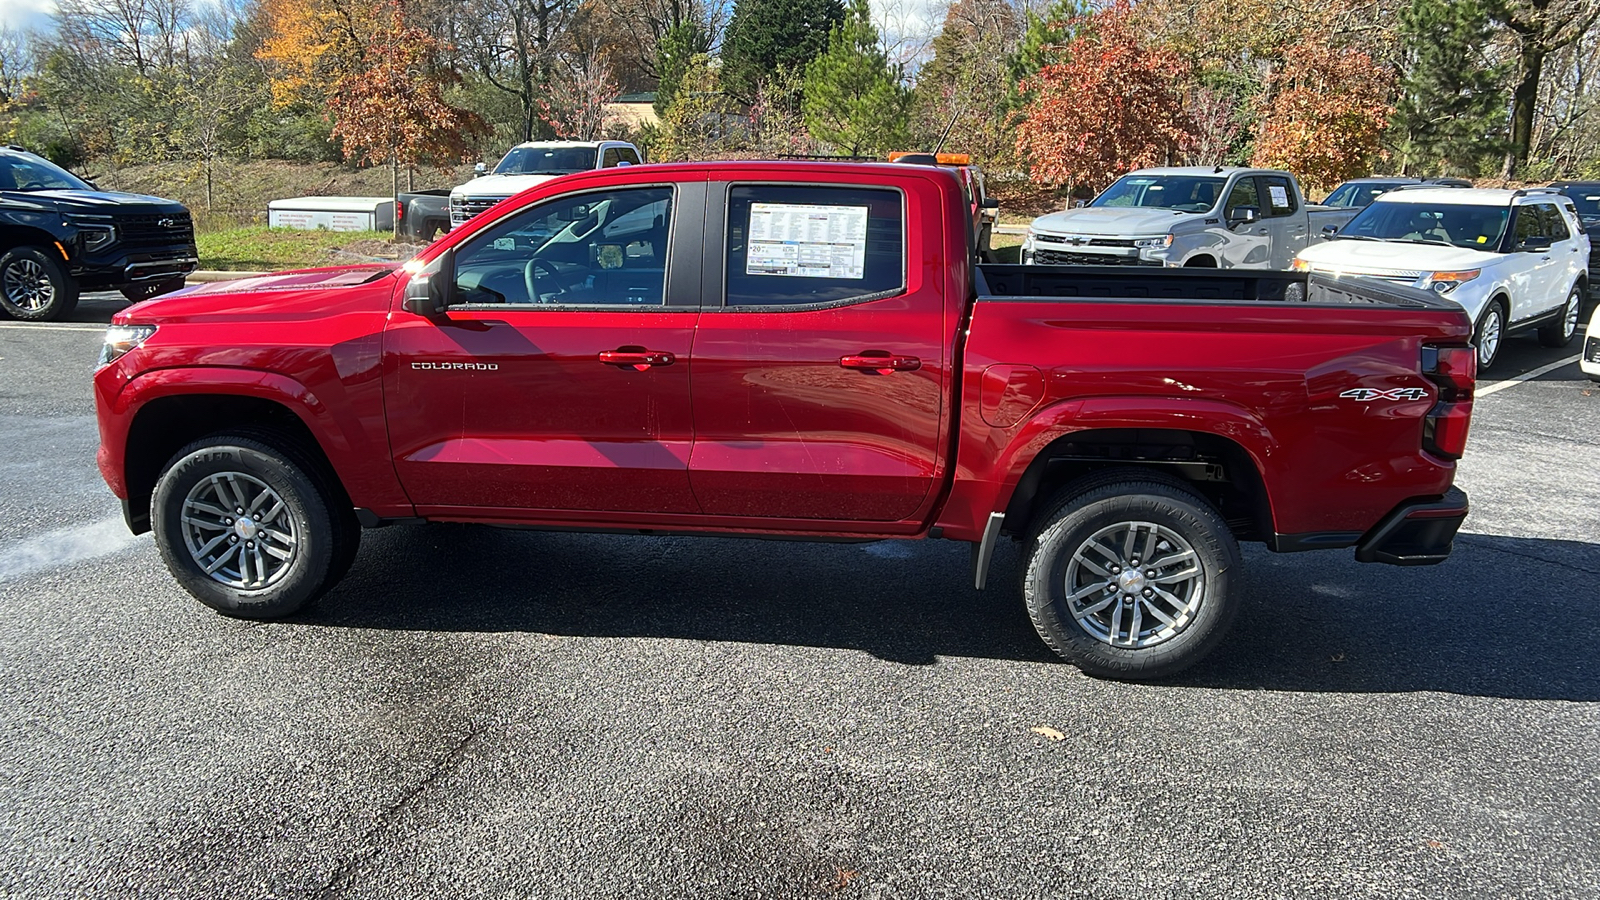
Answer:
653;22;713;118
1391;0;1508;176
721;0;847;103
801;0;910;156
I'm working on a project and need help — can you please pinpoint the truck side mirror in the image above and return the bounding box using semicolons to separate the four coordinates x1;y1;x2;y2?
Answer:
474;162;487;175
1228;206;1260;227
981;197;999;210
403;248;454;316
1519;235;1553;252
1321;224;1339;236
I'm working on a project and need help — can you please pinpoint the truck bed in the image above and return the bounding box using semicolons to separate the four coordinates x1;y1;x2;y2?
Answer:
976;264;1449;308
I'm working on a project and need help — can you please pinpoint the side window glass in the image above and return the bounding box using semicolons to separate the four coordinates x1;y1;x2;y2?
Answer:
601;148;621;168
451;186;673;307
1539;203;1570;241
1261;176;1298;217
619;148;641;166
1225;177;1259;215
1513;206;1544;245
724;185;904;307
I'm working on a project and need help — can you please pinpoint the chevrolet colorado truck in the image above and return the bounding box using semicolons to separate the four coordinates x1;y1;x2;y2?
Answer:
94;161;1476;679
1023;167;1358;269
1;146;196;320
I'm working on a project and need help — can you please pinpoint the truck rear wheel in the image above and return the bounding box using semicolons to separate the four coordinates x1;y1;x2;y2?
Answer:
151;435;357;619
1021;471;1240;680
0;246;79;321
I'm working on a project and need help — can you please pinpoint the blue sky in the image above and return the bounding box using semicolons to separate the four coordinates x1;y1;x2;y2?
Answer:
1;0;55;33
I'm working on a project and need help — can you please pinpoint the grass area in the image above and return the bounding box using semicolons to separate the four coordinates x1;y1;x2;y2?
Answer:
197;227;423;271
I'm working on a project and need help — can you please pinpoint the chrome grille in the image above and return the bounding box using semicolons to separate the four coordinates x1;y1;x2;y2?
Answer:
1034;249;1157;266
450;195;502;224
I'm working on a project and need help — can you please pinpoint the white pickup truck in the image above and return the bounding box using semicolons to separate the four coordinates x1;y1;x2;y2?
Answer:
1023;166;1360;269
450;140;643;229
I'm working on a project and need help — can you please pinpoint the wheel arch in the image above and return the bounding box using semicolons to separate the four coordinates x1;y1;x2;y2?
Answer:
121;392;348;534
0;224;68;256
997;425;1275;545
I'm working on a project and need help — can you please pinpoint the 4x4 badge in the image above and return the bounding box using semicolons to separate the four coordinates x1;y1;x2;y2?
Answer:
1340;387;1429;401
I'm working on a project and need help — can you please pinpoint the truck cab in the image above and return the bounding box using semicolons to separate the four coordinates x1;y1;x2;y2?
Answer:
1023;166;1357;270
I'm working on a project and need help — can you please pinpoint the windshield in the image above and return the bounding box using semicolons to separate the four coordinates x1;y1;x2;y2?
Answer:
0;154;92;192
494;146;599;176
1090;175;1225;212
1339;201;1510;250
1322;181;1408;208
1558;187;1600;220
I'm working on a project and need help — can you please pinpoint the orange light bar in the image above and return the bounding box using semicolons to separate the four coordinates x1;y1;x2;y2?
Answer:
887;151;972;165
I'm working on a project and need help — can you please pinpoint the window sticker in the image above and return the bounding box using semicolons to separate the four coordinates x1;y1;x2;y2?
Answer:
1268;185;1290;208
746;202;868;279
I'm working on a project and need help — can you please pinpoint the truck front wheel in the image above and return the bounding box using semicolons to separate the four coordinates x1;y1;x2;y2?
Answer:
0;246;79;321
1022;472;1241;680
151;435;357;619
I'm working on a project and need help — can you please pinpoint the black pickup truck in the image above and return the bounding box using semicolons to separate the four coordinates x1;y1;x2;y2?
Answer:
0;146;196;321
398;189;451;242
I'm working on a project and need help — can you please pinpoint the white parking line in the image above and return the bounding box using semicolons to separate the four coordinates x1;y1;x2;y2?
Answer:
1477;354;1583;397
0;323;105;332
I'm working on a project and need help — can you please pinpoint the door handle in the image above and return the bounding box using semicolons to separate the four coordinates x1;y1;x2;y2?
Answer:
841;353;921;374
599;348;675;370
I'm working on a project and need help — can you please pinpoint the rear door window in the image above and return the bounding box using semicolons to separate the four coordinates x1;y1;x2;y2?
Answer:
1259;176;1298;217
723;185;904;307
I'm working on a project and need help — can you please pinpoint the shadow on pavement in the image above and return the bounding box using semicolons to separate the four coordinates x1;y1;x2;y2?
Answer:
310;524;1600;701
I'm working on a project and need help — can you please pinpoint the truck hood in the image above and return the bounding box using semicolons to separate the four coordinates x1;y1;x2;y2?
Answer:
451;173;561;198
1030;206;1194;237
113;264;400;327
1298;239;1498;272
0;189;188;216
174;264;400;298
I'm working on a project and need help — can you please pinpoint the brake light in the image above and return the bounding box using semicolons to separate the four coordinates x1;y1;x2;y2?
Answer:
1420;344;1475;459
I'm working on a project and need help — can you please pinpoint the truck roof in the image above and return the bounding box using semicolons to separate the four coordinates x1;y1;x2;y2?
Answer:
509;140;621;149
1375;187;1553;207
1127;166;1291;178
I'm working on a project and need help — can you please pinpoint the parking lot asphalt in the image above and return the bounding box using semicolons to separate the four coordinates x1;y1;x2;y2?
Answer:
1;293;1597;899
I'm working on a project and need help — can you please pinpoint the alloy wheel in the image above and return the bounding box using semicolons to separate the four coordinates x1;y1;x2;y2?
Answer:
180;471;299;590
1;258;53;312
1062;520;1206;649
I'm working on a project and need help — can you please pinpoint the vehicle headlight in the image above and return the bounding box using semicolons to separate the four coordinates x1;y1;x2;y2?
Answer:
1134;235;1174;250
1291;258;1312;272
1024;228;1036;250
66;215;117;252
1423;269;1481;293
97;324;156;367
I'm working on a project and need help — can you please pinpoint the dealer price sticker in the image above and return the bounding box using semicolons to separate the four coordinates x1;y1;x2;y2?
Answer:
746;203;868;279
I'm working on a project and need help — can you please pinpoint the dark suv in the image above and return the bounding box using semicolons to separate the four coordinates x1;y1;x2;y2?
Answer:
0;146;196;321
1549;181;1600;302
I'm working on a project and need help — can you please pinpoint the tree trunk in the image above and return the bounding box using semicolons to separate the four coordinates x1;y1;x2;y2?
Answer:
1506;43;1545;177
392;154;400;238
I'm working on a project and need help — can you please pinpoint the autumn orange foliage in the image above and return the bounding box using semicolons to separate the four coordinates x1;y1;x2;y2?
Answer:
1251;41;1395;193
1015;0;1197;189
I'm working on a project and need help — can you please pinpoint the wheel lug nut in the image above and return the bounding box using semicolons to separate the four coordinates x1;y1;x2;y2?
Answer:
1110;566;1121;574
1130;559;1139;566
1146;570;1156;578
1143;588;1154;597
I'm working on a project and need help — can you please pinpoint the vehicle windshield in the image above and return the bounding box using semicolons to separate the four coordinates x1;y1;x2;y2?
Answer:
0;154;92;192
1090;175;1225;212
1557;187;1600;220
1339;201;1510;249
1321;181;1408;208
494;146;599;176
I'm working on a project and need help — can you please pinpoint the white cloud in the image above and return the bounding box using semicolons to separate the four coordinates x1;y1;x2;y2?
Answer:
1;0;56;34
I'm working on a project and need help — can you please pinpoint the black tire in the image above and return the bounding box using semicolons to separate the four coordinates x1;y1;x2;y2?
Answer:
120;277;186;303
1474;301;1506;370
0;246;80;321
1538;284;1583;348
1022;469;1241;680
1183;256;1217;267
152;435;356;618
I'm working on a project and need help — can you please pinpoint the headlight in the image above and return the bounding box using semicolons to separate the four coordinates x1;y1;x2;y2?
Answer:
1291;258;1312;272
67;215;117;253
97;324;157;367
1134;235;1174;250
1423;269;1481;293
1023;228;1036;250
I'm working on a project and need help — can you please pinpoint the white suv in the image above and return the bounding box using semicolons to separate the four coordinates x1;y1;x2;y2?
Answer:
449;140;643;228
1293;188;1588;369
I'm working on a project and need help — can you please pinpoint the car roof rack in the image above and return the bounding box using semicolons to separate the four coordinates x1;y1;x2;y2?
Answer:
1390;182;1469;191
1513;187;1563;197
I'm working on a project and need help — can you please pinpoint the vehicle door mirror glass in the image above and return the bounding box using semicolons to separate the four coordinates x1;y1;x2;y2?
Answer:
403;249;454;315
1228;206;1260;227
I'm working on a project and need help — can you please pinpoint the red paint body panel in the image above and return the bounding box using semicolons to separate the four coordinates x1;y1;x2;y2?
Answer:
93;160;1472;552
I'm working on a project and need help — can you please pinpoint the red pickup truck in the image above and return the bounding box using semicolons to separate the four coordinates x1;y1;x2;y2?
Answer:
93;161;1476;679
